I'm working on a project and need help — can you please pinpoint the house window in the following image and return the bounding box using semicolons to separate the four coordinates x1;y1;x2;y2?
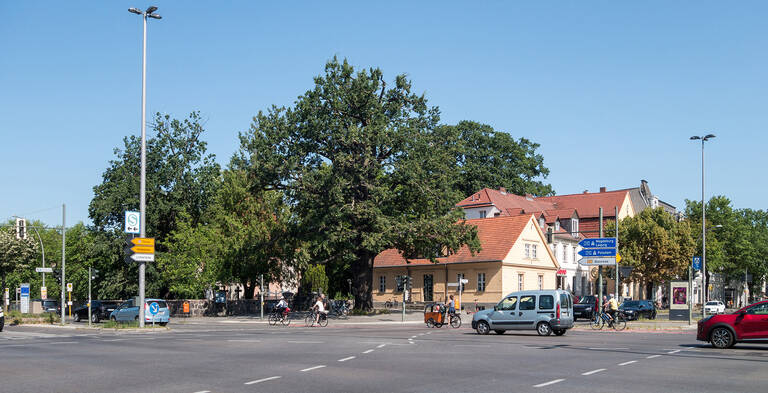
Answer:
525;244;531;258
480;210;487;218
571;218;579;235
573;248;577;264
538;274;544;290
539;217;545;228
379;276;386;292
532;244;537;259
457;273;465;292
477;273;486;292
518;273;524;291
554;220;560;231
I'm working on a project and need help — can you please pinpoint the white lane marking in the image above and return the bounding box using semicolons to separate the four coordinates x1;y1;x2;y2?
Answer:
667;349;681;354
193;391;211;393
338;356;356;362
588;347;629;350
0;344;27;347
50;341;76;345
300;365;326;372
287;341;324;344
533;379;565;388
618;360;637;366
227;339;261;342
411;335;418;338
418;333;425;336
426;332;432;334
377;344;386;348
362;349;374;354
244;376;281;385
454;344;491;347
646;355;661;359
102;339;126;342
582;369;606;376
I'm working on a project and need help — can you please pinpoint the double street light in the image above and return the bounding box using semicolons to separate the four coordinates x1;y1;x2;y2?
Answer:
128;5;161;328
690;134;716;316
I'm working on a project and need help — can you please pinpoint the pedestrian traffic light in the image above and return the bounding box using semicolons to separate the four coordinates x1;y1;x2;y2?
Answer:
52;268;62;285
15;218;27;240
406;276;413;289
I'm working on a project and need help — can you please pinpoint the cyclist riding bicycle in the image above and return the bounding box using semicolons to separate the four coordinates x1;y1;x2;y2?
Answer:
602;295;618;325
313;294;328;325
275;297;290;321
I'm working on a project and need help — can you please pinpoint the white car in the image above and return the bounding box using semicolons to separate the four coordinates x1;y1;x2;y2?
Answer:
704;301;726;314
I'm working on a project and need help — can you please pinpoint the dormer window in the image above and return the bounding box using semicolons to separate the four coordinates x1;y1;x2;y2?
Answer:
480;210;487;218
554;220;560;231
539;217;545;228
571;218;579;236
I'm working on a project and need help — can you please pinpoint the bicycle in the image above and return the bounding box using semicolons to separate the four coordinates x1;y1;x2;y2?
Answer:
448;312;462;328
304;310;328;327
384;297;396;309
331;300;350;319
268;308;291;326
590;310;627;331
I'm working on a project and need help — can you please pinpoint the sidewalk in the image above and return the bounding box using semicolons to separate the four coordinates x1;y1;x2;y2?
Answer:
175;310;428;326
572;319;698;332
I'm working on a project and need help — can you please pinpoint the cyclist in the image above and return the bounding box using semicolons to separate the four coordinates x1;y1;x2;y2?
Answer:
313;294;328;326
275;297;290;322
602;295;618;326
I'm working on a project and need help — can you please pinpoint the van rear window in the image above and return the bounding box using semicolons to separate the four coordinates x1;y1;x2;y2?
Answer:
539;295;554;310
560;293;572;308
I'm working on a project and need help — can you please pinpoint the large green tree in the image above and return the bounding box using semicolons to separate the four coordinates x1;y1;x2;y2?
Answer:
607;208;696;288
236;58;481;310
0;220;39;305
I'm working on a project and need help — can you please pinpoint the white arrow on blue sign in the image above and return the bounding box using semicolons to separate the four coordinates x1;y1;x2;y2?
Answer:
578;237;616;248
579;248;617;257
692;256;701;271
148;302;160;315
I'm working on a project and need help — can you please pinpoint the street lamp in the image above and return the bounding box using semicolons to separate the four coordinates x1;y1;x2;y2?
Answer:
128;5;161;328
690;134;715;316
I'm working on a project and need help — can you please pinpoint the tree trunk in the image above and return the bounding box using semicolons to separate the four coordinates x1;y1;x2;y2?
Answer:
243;282;256;300
352;251;374;311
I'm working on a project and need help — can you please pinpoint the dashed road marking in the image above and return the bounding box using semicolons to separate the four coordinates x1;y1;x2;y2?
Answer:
300;365;326;372
287;340;324;344
338;356;355;362
533;378;565;388
193;390;210;393
646;355;661;359
102;339;127;342
227;339;261;343
50;341;76;345
244;376;281;385
589;347;629;350
618;360;637;366
377;344;386;348
667;349;681;354
411;335;418;338
582;369;606;376
362;349;374;354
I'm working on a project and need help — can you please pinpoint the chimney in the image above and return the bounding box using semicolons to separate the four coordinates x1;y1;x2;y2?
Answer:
600;187;606;193
499;187;507;195
525;193;533;201
583;190;588;194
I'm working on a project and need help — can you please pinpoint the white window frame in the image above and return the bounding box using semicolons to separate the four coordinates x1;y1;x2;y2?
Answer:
379;276;386;292
477;272;486;292
518;273;524;291
479;210;487;219
532;244;538;259
538;274;544;290
525;244;530;258
571;218;579;236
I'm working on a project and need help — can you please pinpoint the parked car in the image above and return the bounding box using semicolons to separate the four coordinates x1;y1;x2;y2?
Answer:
697;300;768;348
72;300;120;323
573;295;598;321
36;299;60;314
619;300;657;320
1;308;4;332
472;290;574;336
704;301;726;314
109;299;170;326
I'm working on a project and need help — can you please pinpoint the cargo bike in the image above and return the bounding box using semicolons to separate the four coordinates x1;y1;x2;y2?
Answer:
424;303;461;328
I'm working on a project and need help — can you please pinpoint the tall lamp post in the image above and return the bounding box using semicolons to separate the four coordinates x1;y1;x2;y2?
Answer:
690;134;715;317
128;5;161;328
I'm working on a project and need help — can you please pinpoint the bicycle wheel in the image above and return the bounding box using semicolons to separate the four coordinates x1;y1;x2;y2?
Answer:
450;315;462;328
590;315;603;330
319;315;328;327
613;315;627;331
268;313;278;326
305;313;314;327
281;314;291;326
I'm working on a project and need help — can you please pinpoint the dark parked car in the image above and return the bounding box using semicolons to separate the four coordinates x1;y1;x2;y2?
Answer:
698;300;768;348
73;300;120;323
619;300;657;320
1;308;4;332
37;299;60;314
573;295;598;321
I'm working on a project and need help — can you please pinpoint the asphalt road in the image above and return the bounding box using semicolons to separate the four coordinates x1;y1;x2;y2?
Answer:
1;318;766;393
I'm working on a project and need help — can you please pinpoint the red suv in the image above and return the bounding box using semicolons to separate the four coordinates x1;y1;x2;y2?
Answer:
697;300;768;348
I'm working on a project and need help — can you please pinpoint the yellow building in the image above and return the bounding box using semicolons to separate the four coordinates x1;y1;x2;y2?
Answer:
373;215;560;310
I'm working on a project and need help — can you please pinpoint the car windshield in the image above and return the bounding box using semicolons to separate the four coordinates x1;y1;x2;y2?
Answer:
622;301;641;307
706;301;719;306
42;301;57;307
578;296;595;304
148;301;167;308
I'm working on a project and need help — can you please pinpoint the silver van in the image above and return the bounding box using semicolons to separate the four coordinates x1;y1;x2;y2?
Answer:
471;290;574;336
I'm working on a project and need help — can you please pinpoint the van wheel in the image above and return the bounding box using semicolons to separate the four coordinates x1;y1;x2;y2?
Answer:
110;316;117;322
554;329;566;336
537;322;552;336
73;313;81;323
476;320;490;335
494;330;506;335
92;314;99;323
710;327;734;349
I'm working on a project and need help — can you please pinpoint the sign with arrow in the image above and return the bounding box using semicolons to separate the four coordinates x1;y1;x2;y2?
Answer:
578;248;617;257
578;237;616;248
692;256;701;271
577;257;617;266
124;237;156;263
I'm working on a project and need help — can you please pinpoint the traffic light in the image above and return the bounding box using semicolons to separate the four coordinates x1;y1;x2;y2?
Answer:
406;276;413;289
52;268;62;285
91;269;100;280
15;218;27;240
546;227;553;244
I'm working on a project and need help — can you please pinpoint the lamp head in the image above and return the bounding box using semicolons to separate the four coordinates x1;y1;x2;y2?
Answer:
703;134;716;140
148;14;162;19
690;136;701;140
146;6;158;13
128;7;142;14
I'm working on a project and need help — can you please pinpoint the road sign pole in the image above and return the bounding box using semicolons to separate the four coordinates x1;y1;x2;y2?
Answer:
688;264;693;325
88;267;92;328
615;206;619;300
61;203;66;326
598;208;603;306
260;274;264;320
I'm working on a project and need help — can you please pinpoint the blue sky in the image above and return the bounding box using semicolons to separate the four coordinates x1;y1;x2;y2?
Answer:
1;1;765;227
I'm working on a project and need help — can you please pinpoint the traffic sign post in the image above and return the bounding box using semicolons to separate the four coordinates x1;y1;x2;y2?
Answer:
124;237;156;263
578;248;617;257
578;237;619;267
125;211;140;234
692;256;702;271
20;284;30;314
578;237;617;249
148;301;159;327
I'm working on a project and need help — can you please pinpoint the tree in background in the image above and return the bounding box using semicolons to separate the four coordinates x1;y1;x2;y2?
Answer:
301;264;329;295
236;58;482;310
0;220;39;304
606;208;696;295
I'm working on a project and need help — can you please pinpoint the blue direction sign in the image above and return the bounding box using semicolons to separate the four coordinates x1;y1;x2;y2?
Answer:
579;248;617;257
148;302;160;315
692;256;702;271
578;237;617;248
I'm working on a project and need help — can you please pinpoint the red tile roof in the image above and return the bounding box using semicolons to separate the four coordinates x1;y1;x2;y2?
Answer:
373;215;534;267
535;190;628;218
